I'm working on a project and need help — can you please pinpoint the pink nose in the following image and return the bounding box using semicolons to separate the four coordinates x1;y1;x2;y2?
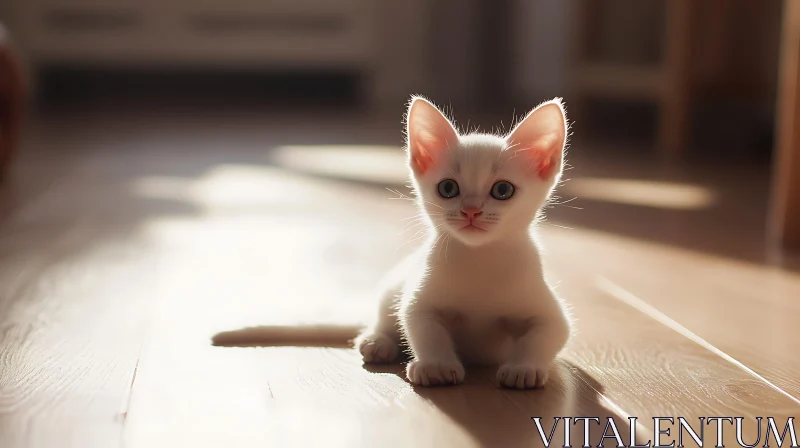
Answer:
461;207;483;220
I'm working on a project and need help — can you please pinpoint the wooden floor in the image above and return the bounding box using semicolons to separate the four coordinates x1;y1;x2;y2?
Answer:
1;108;799;448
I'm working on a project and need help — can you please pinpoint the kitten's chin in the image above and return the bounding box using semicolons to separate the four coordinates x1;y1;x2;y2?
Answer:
445;225;496;247
458;224;488;234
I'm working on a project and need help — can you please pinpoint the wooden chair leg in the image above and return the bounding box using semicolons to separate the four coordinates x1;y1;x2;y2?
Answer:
657;0;692;161
770;0;800;252
0;29;25;179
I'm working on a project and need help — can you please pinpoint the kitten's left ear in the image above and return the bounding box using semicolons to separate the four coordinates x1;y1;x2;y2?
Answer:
506;98;567;180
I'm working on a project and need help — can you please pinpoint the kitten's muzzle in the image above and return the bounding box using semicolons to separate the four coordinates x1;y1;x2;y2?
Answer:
461;207;483;221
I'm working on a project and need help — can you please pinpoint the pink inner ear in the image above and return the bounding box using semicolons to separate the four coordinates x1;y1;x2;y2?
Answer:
407;98;458;175
411;147;434;174
409;131;440;175
506;101;566;180
528;133;560;180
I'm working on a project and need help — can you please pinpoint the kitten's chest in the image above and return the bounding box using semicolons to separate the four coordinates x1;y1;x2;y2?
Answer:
437;308;529;364
419;257;543;312
438;307;532;335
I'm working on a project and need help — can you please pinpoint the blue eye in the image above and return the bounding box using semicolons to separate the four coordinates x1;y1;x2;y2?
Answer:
437;179;460;198
491;181;515;200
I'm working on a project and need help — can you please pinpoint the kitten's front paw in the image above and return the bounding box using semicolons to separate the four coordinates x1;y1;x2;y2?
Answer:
497;363;549;389
357;333;399;364
407;359;465;386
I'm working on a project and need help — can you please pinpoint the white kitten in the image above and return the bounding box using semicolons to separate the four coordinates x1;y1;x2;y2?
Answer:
356;96;572;389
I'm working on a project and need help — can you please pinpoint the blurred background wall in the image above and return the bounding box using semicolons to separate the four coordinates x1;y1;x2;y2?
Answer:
2;0;800;255
0;0;785;159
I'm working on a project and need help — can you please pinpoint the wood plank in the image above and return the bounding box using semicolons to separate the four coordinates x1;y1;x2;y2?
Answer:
551;268;800;433
546;225;800;400
4;107;797;448
0;142;157;448
124;164;800;447
123;229;645;447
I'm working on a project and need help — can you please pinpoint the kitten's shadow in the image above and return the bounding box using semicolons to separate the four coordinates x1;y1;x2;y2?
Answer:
362;360;643;448
212;327;641;447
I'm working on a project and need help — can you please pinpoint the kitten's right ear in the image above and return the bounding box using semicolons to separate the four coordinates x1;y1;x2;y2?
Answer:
406;96;458;175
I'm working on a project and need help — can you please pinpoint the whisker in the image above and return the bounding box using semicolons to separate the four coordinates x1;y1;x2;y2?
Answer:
396;231;428;251
400;211;443;220
398;221;427;234
431;231;447;263
389;195;446;211
403;224;431;242
386;187;411;198
397;220;445;250
545;196;583;210
398;220;438;235
549;197;577;205
386;188;424;204
444;233;452;262
420;200;444;210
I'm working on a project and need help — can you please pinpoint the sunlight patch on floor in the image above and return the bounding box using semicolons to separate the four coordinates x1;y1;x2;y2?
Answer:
130;162;408;215
130;165;298;209
563;177;716;210
272;145;408;185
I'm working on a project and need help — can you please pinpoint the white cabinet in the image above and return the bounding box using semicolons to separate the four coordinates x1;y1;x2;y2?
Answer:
3;0;431;106
14;0;371;68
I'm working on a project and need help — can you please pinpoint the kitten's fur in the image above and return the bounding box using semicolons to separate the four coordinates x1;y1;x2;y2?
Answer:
355;96;572;389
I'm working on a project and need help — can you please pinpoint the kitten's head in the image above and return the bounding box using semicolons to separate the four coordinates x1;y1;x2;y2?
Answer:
405;96;568;246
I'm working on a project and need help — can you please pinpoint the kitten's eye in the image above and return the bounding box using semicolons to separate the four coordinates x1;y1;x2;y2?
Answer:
437;179;460;198
490;181;515;200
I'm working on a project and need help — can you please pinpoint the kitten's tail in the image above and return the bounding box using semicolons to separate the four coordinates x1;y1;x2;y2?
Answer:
211;324;365;348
